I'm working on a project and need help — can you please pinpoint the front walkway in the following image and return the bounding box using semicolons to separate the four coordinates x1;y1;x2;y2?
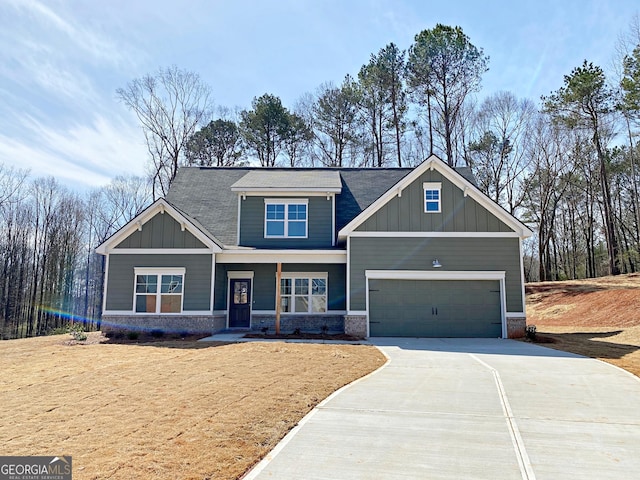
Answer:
244;338;640;480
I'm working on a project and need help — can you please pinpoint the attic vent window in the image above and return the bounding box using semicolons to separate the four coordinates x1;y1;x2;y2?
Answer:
423;182;442;213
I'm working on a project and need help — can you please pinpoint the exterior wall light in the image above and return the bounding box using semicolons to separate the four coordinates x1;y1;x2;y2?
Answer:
432;259;442;268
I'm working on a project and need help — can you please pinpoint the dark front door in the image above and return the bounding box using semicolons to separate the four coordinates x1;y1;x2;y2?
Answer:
229;279;251;328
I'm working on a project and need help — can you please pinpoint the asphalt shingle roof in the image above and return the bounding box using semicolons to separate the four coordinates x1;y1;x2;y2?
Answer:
231;170;342;191
165;165;474;247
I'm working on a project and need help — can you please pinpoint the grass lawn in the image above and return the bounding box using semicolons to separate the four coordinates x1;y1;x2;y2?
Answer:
0;334;386;479
526;273;640;377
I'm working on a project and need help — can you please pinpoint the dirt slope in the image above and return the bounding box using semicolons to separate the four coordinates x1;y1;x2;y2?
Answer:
525;273;640;376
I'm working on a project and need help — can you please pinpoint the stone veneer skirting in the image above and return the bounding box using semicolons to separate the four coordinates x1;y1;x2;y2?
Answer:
506;316;526;338
251;314;345;334
100;313;523;339
344;315;368;338
101;314;226;335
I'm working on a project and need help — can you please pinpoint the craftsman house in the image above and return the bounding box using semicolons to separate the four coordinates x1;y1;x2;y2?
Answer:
96;155;532;338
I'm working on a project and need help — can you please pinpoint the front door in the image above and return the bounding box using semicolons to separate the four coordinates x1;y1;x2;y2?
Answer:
229;279;251;328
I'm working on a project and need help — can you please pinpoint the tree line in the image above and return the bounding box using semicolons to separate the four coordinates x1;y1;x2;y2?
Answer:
1;20;639;338
0;170;149;339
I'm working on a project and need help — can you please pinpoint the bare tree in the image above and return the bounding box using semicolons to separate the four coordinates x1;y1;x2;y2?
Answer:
468;92;535;213
117;66;212;198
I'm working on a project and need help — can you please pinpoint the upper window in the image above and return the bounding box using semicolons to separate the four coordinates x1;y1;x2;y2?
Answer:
280;274;327;313
134;268;184;313
265;199;308;238
423;182;442;213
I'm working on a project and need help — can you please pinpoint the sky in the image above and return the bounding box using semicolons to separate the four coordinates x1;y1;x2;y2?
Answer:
1;0;638;191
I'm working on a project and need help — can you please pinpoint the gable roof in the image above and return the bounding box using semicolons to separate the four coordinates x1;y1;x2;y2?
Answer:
231;170;342;192
165;166;416;246
105;158;530;250
95;198;223;255
337;155;533;239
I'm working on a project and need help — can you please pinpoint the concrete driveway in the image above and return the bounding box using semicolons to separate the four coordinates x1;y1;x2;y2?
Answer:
245;338;640;480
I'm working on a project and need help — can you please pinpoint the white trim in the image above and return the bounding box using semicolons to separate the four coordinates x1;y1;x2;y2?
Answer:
423;181;442;213
364;270;507;339
210;254;216;313
263;198;310;205
346;310;367;316
217;250;346;264
103;310;211;316
278;271;329;278
365;270;506;280
346;237;351;312
252;310;347;316
337;155;533;239
231;188;341;195
102;253;110;314
365;276;371;337
505;312;526;318
135;267;186;275
108;248;213;254
331;194;336;247
95;198;222;255
347;231;521;238
237;194;242;245
227;271;255;279
264;199;309;239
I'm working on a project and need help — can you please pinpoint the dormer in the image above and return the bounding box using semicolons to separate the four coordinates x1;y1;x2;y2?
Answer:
230;170;342;248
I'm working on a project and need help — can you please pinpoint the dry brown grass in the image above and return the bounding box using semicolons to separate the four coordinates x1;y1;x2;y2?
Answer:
0;334;386;480
526;273;640;377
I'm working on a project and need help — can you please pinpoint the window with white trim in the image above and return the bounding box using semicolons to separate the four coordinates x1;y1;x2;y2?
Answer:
280;274;327;313
265;199;308;238
134;268;185;313
423;182;442;213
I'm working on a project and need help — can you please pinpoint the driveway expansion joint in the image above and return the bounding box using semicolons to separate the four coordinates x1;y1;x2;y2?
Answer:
469;353;536;480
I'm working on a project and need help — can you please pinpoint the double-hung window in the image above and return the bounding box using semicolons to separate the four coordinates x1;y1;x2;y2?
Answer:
265;199;308;238
134;268;185;313
279;274;327;313
423;182;442;213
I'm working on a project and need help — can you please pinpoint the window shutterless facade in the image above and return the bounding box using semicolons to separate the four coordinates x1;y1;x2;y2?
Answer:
423;182;442;213
264;199;308;238
279;273;327;313
134;268;185;313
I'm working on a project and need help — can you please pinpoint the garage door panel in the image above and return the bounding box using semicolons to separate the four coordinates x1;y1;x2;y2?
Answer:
369;279;502;337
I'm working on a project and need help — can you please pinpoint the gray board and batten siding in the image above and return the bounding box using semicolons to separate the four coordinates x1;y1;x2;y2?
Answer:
214;263;347;311
115;212;207;249
349;236;523;313
355;169;513;233
239;196;334;248
105;254;212;311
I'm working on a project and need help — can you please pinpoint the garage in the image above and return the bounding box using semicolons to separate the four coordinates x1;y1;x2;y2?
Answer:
368;278;503;337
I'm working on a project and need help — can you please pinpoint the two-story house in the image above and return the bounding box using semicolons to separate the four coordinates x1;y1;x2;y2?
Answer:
96;155;532;338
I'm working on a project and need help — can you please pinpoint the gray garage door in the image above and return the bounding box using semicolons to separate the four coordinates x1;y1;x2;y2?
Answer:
368;279;502;337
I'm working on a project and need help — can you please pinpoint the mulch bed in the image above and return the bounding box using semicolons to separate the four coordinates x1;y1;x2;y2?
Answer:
244;332;364;341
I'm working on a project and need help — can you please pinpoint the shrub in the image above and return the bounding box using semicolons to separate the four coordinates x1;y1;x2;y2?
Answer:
127;331;140;340
150;329;165;338
293;328;301;336
69;324;87;341
525;325;537;341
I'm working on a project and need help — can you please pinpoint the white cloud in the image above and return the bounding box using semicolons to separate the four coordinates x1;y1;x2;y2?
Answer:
5;0;139;68
0;113;148;189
